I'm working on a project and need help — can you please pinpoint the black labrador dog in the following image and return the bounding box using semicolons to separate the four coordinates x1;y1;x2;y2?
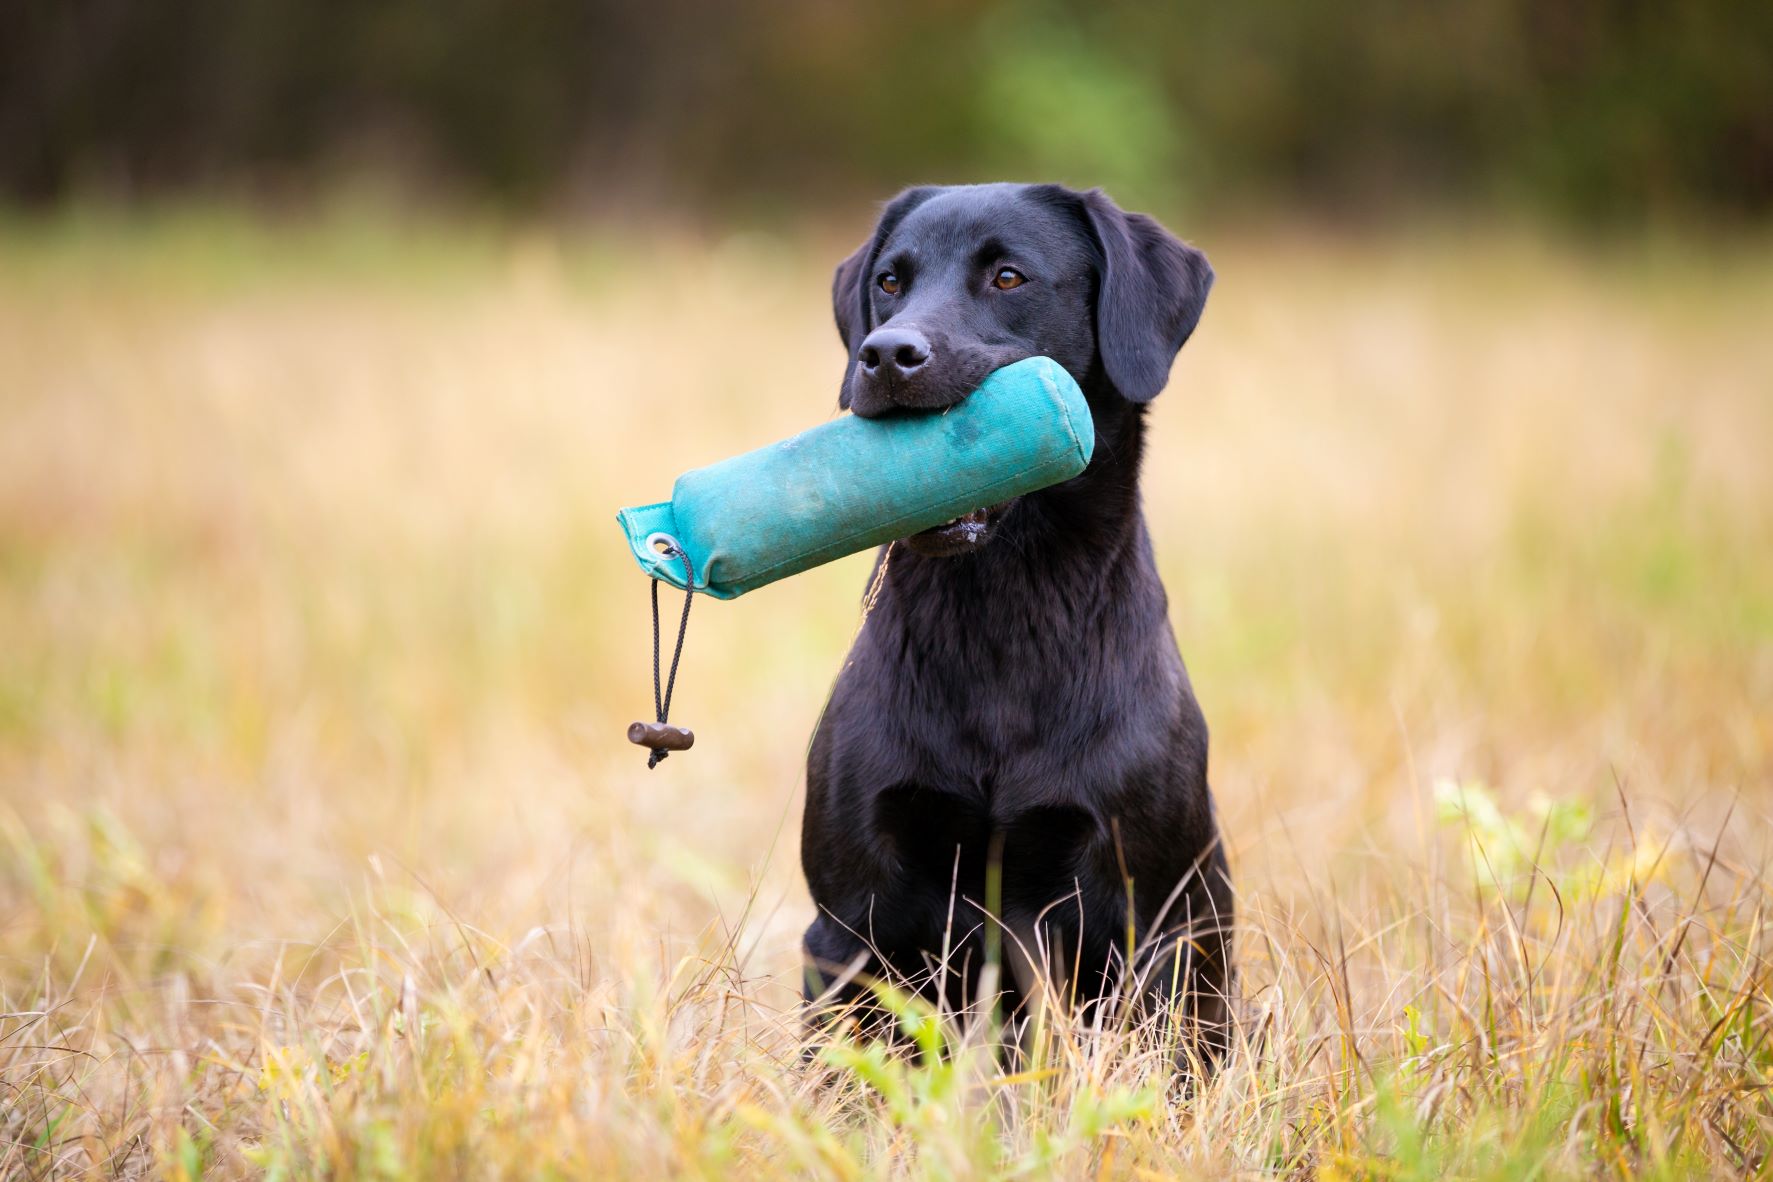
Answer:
801;183;1231;1060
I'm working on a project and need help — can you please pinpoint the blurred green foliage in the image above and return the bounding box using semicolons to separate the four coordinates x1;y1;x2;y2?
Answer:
3;0;1770;224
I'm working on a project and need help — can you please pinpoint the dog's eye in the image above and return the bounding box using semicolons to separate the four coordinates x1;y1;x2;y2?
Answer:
878;272;901;295
992;268;1026;290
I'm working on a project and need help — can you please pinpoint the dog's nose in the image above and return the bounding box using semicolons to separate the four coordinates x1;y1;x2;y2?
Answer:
858;327;931;381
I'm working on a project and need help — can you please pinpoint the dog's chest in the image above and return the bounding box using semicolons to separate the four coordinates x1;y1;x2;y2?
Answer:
841;614;1181;804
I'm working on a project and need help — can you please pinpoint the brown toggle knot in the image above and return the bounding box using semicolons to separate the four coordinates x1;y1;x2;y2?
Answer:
628;721;694;752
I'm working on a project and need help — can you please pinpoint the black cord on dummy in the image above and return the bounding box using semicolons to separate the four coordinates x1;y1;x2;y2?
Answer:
642;545;696;768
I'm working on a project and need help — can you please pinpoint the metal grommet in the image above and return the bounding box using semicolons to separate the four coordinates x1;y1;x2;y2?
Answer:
644;532;681;560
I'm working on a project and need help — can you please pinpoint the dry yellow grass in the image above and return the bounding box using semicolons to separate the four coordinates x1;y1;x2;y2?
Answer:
1;209;1770;1179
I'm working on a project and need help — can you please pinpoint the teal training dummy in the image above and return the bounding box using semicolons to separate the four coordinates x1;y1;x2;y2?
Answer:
615;355;1093;766
615;355;1093;599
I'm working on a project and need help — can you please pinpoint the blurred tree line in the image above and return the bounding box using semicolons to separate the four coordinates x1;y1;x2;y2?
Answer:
4;0;1769;225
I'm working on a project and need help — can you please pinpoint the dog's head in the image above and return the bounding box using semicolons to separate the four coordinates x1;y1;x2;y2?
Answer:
831;183;1212;555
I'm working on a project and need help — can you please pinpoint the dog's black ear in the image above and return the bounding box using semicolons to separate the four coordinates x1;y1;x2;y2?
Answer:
1080;189;1213;404
832;186;938;408
830;242;871;364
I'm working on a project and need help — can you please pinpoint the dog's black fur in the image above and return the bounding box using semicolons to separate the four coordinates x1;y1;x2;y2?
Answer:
802;183;1231;1057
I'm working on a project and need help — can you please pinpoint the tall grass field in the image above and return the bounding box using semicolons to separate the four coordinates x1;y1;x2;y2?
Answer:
1;210;1770;1179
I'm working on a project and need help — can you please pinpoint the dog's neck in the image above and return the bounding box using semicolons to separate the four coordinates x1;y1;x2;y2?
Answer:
870;390;1163;648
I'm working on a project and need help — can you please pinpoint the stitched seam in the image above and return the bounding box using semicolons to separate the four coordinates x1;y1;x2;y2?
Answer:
1042;363;1091;469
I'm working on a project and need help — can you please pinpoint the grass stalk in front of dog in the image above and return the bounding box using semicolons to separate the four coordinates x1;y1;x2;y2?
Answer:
4;783;1764;1177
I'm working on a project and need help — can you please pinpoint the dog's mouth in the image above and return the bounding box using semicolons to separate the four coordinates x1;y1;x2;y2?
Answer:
904;499;1015;557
